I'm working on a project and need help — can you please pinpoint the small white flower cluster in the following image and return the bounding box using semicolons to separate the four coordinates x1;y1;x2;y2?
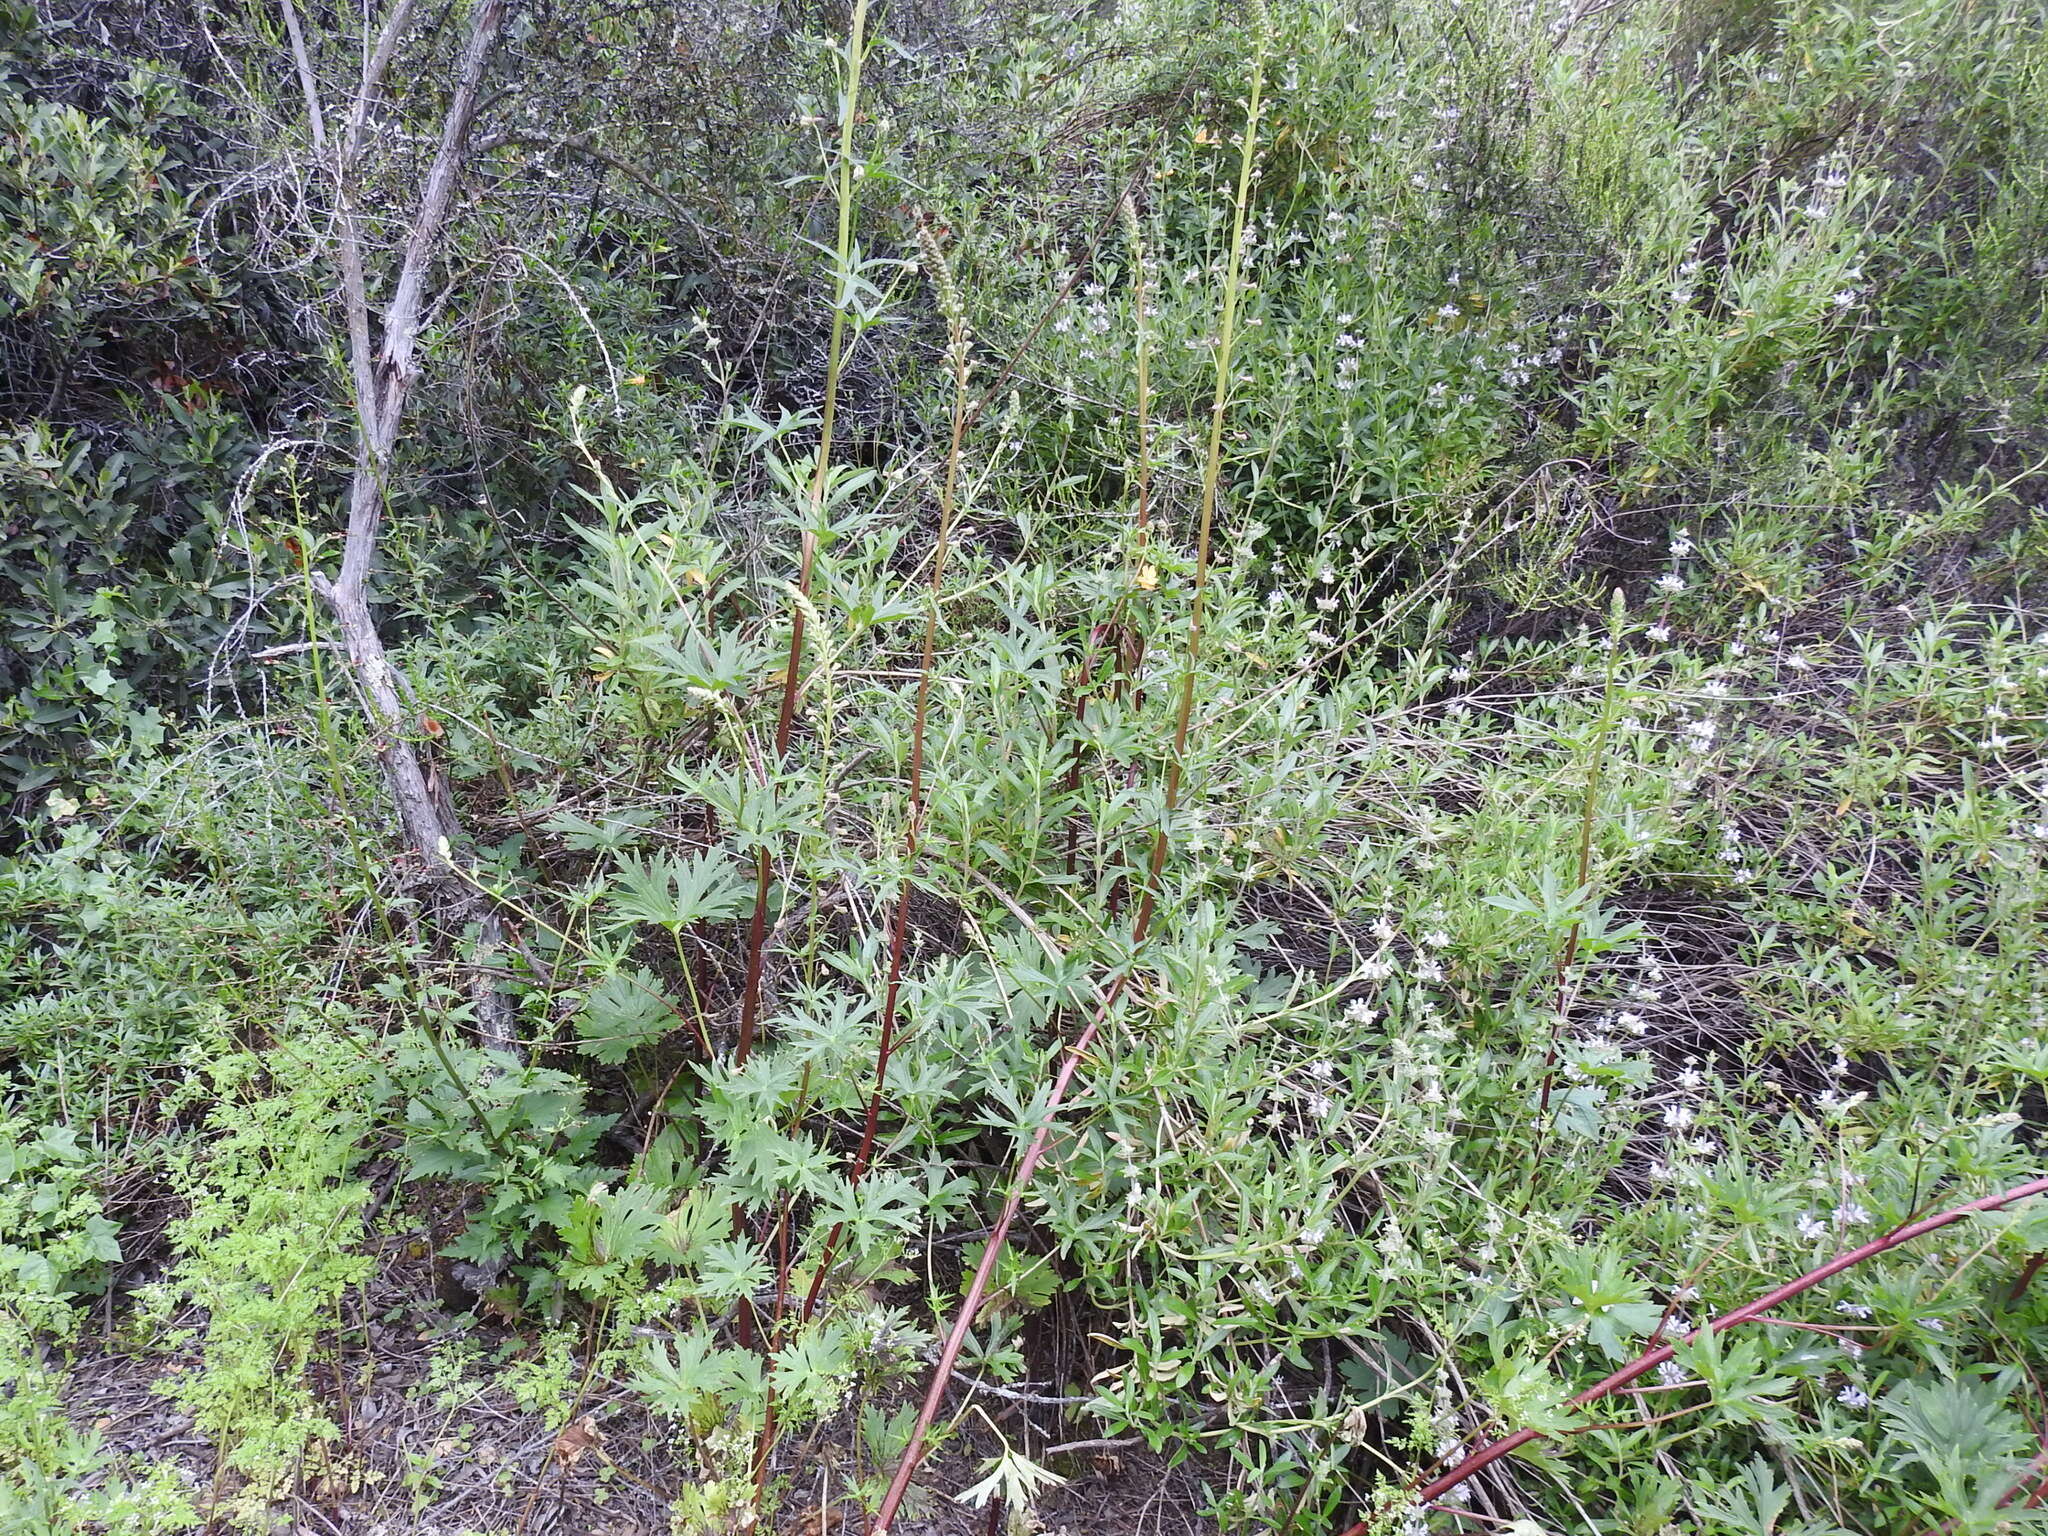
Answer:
1649;1049;1721;1183
1716;820;1759;882
1811;1052;1867;1115
1669;259;1703;307
1798;156;1854;221
1796;1167;1873;1243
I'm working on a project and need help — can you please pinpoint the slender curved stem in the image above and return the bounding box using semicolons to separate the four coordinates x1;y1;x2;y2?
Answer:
1333;1174;2048;1534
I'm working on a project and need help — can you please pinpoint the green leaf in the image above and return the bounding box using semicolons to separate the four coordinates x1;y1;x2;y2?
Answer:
696;1237;771;1303
604;850;751;931
573;966;673;1065
1477;1353;1580;1437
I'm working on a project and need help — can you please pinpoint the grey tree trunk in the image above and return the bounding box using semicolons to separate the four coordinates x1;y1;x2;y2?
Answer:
284;0;518;1056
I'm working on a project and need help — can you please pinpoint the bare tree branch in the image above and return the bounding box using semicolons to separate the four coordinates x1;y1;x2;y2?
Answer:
287;0;520;1054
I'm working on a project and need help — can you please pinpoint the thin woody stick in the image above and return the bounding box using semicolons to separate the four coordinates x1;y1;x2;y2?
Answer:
1333;1174;2048;1534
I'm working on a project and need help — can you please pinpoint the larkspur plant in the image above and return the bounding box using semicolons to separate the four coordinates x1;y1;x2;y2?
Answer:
4;1;2048;1534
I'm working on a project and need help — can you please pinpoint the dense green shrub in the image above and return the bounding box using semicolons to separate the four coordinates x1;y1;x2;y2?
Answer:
0;6;274;800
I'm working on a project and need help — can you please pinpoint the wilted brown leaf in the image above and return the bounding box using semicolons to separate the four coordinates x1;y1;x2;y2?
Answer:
552;1414;605;1471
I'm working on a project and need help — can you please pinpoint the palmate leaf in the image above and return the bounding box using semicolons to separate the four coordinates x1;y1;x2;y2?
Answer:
1672;1330;1796;1430
1689;1457;1793;1535
1544;1245;1665;1362
539;804;659;853
632;1328;751;1428
696;1236;772;1303
770;1321;852;1420
593;1181;667;1265
1880;1369;2031;1481
573;966;673;1065
954;1448;1067;1515
654;1188;726;1266
813;1170;924;1258
637;626;769;698
604;849;751;931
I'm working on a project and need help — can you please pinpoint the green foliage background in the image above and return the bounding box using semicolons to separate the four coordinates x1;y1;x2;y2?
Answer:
5;0;2048;1533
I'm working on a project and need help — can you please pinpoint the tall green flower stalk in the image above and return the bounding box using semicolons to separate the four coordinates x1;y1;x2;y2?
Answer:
872;21;1269;1529
1132;59;1264;939
1530;589;1628;1166
797;214;972;1324
736;0;873;1067
1123;192;1157;560
1065;195;1157;879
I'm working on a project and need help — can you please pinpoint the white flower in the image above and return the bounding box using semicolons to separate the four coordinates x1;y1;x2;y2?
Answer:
1360;955;1395;981
1796;1213;1829;1241
1834;1301;1872;1318
1344;999;1378;1025
1421;929;1451;949
1669;534;1695;557
1656;573;1686;594
1837;1384;1870;1408
1617;1011;1648;1035
1656;1360;1687;1386
1648;626;1673;645
1449;665;1472;682
1662;1104;1695;1130
1833;1201;1871;1227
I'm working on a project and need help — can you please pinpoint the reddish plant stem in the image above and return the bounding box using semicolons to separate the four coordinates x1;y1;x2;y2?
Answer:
2010;1249;2048;1304
1331;1174;2048;1535
870;979;1127;1533
871;48;1267;1530
798;221;969;1325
